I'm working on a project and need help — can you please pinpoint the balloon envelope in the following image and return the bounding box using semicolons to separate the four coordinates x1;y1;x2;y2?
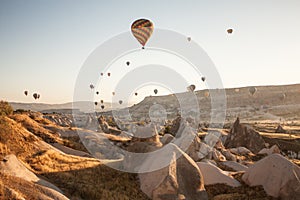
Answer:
249;87;257;95
227;29;233;34
154;89;158;94
131;19;154;47
187;84;196;92
24;91;28;96
33;93;38;100
201;77;206;82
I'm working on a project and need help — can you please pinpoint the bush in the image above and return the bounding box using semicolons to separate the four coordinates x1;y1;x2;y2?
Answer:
0;101;13;116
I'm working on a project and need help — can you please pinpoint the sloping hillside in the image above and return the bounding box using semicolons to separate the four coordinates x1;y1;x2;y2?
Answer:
0;111;149;200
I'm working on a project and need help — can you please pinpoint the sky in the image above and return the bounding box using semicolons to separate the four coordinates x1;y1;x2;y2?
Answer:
0;0;300;104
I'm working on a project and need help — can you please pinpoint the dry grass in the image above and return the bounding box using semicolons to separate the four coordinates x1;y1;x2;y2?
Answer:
0;114;149;199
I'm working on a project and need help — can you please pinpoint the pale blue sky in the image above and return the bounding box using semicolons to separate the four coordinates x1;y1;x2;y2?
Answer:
1;0;299;103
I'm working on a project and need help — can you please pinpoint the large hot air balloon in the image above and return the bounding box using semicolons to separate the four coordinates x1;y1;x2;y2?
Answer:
154;89;158;95
126;61;130;66
24;91;28;96
90;84;94;89
201;77;206;82
187;84;196;92
131;19;154;48
227;28;233;34
249;87;257;95
119;100;123;105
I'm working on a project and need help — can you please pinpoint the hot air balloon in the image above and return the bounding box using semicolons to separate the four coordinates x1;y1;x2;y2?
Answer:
94;102;98;106
280;93;286;101
108;72;111;77
119;100;123;105
112;92;115;96
33;93;38;100
126;61;130;66
96;91;99;95
135;92;138;96
101;73;104;76
24;91;28;96
100;100;104;104
154;89;158;95
37;94;40;99
90;84;94;89
131;19;154;48
101;105;105;109
227;28;233;34
187;37;191;42
249;87;257;95
204;91;210;98
201;77;206;82
187;84;196;92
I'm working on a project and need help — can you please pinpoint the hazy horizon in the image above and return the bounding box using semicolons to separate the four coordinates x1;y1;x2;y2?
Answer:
1;0;300;103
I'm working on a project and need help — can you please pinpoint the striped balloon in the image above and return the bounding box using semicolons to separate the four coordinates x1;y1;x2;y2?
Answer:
131;19;154;47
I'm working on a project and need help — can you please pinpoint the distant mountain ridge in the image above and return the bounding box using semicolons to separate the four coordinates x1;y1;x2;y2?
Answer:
9;83;300;116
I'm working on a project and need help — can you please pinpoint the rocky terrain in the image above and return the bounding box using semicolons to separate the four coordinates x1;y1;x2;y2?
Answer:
1;84;300;200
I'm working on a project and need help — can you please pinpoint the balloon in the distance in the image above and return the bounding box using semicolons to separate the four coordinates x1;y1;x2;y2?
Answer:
249;87;257;95
100;73;104;76
204;91;210;98
154;89;158;95
280;93;286;100
187;84;196;92
24;91;28;96
135;92;138;96
131;19;154;47
33;93;39;100
107;72;111;77
112;92;115;96
227;28;233;34
94;102;98;106
187;37;191;42
96;91;99;95
119;100;123;105
90;84;94;89
101;105;105;109
126;61;130;66
201;77;206;82
100;100;104;104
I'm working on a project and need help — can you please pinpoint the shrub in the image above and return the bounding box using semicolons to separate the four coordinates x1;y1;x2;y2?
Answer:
0;101;13;116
